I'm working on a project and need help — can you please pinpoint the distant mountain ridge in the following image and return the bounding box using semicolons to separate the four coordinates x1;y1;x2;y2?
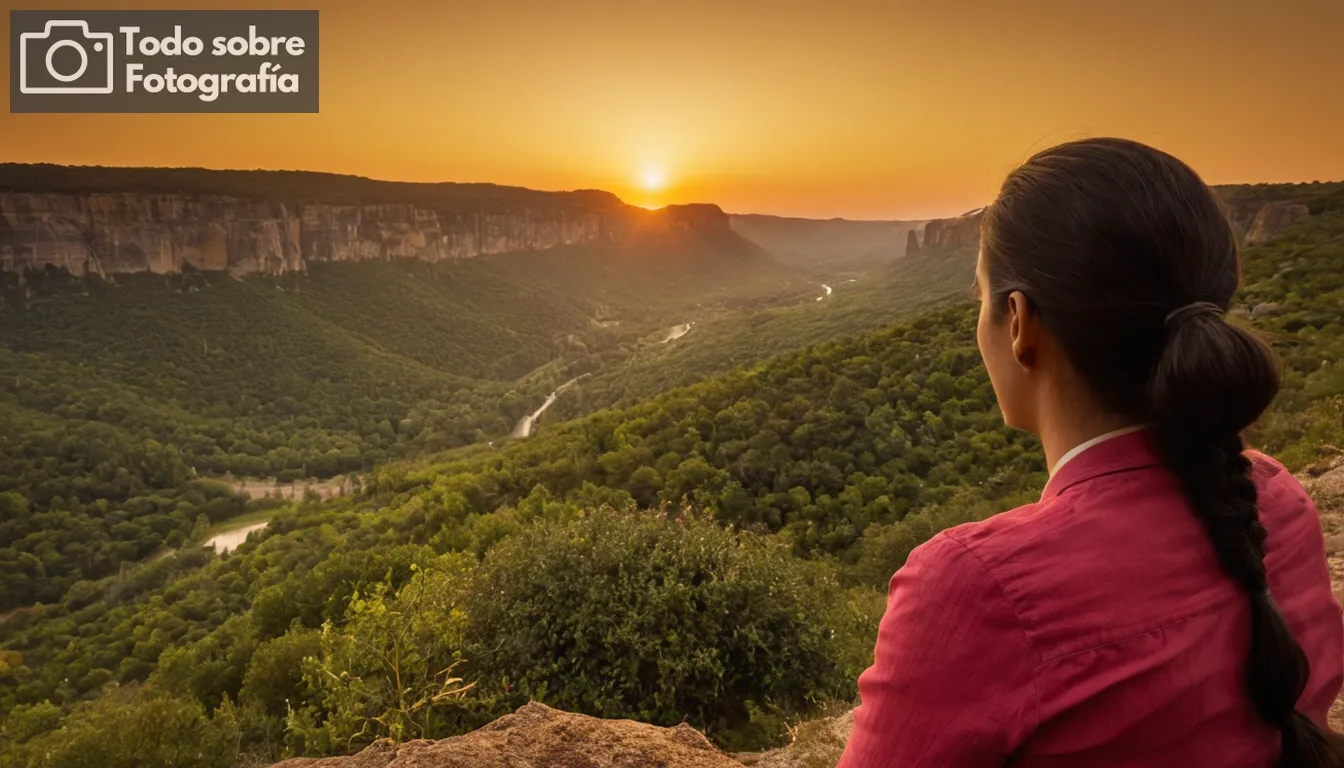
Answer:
4;164;1331;281
728;213;924;269
0;164;763;278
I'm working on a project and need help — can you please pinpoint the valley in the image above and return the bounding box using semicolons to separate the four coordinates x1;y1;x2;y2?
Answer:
0;168;1341;768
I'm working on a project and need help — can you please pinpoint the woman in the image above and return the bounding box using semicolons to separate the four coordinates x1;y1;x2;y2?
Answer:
838;139;1344;766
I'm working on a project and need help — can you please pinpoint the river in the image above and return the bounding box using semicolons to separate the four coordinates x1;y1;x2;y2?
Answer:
512;373;591;438
662;322;693;342
211;475;349;501
204;521;270;554
816;283;833;301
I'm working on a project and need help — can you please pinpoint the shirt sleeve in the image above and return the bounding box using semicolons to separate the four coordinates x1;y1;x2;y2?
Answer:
838;531;1037;768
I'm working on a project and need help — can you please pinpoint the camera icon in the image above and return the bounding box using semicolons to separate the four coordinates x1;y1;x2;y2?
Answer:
19;20;115;95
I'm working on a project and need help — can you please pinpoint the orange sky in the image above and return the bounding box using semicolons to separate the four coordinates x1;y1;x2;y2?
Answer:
2;0;1342;219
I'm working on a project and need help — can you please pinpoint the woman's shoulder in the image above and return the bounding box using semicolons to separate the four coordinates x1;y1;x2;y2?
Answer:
1245;449;1323;533
1245;449;1319;502
933;495;1072;569
1246;448;1290;482
892;498;1074;614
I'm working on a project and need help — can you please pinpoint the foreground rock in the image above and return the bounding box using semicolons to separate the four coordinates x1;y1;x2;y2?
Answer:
737;710;853;768
270;702;746;768
1300;452;1344;732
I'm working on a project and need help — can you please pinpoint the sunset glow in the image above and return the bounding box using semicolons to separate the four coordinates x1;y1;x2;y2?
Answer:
1;0;1342;219
640;168;667;192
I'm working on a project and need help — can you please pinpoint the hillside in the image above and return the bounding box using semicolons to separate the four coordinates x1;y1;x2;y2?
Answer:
543;223;983;423
0;172;980;614
0;250;798;610
0;180;1342;767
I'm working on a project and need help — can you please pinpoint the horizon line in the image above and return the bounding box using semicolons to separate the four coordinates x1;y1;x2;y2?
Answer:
1;159;1339;223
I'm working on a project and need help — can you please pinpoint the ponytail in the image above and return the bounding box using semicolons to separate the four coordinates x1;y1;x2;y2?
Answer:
1151;309;1344;767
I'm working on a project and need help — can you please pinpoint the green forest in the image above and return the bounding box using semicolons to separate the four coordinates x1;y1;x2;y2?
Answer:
0;180;1342;767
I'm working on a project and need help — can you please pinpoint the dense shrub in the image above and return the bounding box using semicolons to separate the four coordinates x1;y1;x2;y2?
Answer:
287;557;481;755
0;683;238;768
462;508;873;749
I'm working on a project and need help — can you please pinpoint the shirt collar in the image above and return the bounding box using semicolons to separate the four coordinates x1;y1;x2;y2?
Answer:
1050;424;1148;476
1041;426;1163;500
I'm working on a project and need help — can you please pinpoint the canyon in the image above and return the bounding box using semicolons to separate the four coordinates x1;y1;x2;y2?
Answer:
0;165;749;278
0;165;1314;282
909;207;984;254
728;213;922;268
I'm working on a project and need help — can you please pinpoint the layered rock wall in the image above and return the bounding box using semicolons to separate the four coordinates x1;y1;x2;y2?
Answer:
0;171;739;277
0;191;643;277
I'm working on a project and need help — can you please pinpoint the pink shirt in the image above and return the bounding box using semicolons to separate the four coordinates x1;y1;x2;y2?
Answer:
839;429;1343;767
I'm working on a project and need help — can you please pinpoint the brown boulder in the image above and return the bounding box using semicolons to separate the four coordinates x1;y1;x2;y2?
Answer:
268;702;747;768
737;710;852;768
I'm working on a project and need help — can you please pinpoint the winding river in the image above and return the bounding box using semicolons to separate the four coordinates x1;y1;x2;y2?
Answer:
816;283;833;301
204;521;270;554
663;322;693;342
512;374;591;438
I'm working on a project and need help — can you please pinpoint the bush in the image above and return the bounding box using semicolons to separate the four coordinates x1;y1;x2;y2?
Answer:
1;684;238;768
288;557;479;755
463;507;861;750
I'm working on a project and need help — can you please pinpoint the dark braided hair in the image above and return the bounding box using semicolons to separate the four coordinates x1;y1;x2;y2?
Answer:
981;137;1343;766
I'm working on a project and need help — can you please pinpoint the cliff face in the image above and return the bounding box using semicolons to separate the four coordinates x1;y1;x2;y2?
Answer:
295;204;614;266
904;228;922;256
915;209;984;254
0;193;305;276
912;196;1311;257
0;166;741;278
1245;201;1309;245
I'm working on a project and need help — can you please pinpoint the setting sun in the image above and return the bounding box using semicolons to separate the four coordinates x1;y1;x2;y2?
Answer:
640;168;667;191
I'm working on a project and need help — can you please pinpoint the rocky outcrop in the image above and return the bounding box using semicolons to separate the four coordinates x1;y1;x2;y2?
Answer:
738;710;853;768
269;702;746;768
904;228;922;256
918;208;983;253
910;198;1313;256
0;166;745;278
0;193;304;276
296;204;612;265
1245;202;1310;245
0;191;621;277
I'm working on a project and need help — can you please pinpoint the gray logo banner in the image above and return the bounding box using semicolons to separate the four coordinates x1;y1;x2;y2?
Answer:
10;10;319;113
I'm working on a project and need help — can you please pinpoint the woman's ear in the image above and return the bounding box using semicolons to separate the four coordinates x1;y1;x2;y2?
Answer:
1006;290;1039;370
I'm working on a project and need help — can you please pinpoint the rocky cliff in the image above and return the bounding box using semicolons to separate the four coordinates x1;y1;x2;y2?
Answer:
1245;201;1310;245
909;194;1313;257
0;165;744;278
912;208;984;254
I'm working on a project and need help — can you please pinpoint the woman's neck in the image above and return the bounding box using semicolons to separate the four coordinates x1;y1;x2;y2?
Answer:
1035;393;1142;475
